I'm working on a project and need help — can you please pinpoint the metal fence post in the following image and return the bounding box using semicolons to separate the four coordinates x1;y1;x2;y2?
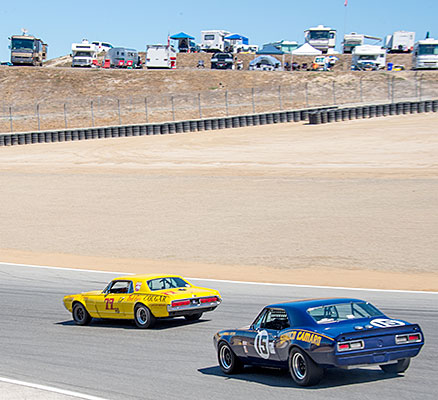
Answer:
332;81;336;105
419;75;423;101
171;96;175;121
391;76;395;103
278;85;282;110
9;106;13;133
117;99;121;125
91;100;95;127
64;103;68;129
359;77;364;103
305;82;309;107
387;76;391;101
198;93;202;119
36;103;40;131
225;90;229;116
144;98;149;123
251;87;255;113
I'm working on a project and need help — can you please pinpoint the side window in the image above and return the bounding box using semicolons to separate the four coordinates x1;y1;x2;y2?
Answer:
108;281;132;294
261;308;290;331
252;309;268;330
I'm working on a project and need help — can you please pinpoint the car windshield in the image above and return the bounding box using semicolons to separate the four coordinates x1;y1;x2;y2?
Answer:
307;301;383;324
309;31;330;40
358;55;378;60
147;277;191;291
74;51;93;57
214;53;231;60
418;44;438;55
12;38;34;50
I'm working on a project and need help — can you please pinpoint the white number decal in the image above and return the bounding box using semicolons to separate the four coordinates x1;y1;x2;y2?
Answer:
370;318;406;328
254;330;270;359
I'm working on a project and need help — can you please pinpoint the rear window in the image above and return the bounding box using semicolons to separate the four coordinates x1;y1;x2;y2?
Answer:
307;302;383;324
147;277;190;291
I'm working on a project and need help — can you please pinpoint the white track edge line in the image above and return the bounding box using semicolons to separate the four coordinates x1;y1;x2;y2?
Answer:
0;377;107;400
0;261;436;294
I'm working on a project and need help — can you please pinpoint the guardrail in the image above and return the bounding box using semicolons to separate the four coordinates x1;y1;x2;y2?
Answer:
0;101;436;147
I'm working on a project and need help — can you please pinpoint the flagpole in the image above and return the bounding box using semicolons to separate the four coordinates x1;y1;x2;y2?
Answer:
343;0;348;51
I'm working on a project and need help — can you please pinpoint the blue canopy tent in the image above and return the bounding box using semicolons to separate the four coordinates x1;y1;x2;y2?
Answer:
170;32;196;52
225;34;249;45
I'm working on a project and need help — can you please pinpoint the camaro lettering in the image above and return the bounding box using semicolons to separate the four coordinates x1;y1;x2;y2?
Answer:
370;318;406;328
294;330;322;346
254;330;270;359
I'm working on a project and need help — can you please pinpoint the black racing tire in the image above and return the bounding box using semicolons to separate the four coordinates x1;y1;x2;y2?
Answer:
218;341;243;374
134;304;156;329
380;358;410;374
184;312;203;321
288;347;323;386
72;303;92;326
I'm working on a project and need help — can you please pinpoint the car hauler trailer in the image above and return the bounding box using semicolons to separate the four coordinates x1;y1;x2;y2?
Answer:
352;45;386;70
71;40;98;67
201;30;231;53
304;25;336;54
145;45;176;69
384;31;415;53
9;33;47;66
412;38;438;69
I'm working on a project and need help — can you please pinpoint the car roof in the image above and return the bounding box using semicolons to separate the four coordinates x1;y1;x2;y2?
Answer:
112;274;186;281
267;298;364;311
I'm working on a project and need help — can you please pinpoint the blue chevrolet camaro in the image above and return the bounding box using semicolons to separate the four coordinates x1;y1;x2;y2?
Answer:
214;298;424;386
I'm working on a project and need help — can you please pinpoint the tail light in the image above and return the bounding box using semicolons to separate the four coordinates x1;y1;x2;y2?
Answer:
171;300;190;307
396;333;422;344
337;340;364;352
200;296;218;304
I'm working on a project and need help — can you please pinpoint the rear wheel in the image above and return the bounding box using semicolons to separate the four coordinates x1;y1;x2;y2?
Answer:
288;348;323;386
184;312;203;321
134;304;156;329
72;303;92;326
380;358;410;374
218;341;243;374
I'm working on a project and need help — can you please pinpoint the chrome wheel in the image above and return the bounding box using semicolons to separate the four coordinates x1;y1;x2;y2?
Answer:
72;303;91;326
219;344;232;369
136;307;148;325
292;352;307;380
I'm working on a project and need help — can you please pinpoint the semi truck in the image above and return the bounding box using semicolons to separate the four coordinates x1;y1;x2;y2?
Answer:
412;38;438;69
304;25;336;53
145;45;176;68
71;40;98;67
384;31;415;53
9;33;47;66
200;30;231;53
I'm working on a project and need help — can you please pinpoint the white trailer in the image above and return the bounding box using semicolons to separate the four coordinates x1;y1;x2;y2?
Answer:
412;38;438;69
71;40;98;67
200;30;231;53
352;45;386;70
145;45;176;69
384;31;415;53
342;33;381;54
304;25;336;53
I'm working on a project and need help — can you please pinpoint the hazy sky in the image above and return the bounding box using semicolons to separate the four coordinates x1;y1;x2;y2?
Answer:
1;0;436;61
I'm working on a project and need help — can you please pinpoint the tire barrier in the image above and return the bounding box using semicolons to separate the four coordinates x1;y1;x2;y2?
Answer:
3;101;437;147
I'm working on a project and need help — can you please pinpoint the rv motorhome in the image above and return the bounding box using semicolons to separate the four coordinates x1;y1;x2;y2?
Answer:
412;38;438;69
71;40;98;67
145;45;177;69
384;31;415;53
352;45;386;70
9;32;47;66
304;25;336;53
342;33;382;54
105;47;141;68
200;30;231;52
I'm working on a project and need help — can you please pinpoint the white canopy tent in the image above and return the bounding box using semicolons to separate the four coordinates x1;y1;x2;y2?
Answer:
292;43;322;55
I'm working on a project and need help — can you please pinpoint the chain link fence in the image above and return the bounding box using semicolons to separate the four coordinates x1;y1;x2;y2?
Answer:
1;74;438;133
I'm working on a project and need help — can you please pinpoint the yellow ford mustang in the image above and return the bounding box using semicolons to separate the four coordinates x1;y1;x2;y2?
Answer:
63;274;222;328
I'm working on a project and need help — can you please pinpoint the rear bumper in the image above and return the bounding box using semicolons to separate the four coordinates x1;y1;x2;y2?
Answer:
167;305;218;317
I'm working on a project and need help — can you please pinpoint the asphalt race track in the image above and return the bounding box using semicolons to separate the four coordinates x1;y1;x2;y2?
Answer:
0;263;437;400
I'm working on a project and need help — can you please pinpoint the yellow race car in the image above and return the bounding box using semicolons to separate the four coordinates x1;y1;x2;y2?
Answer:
63;274;222;328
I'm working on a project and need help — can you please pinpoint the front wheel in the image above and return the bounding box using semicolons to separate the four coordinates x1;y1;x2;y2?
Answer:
218;342;243;374
184;313;203;321
380;358;410;374
72;303;92;326
134;304;156;329
288;348;323;386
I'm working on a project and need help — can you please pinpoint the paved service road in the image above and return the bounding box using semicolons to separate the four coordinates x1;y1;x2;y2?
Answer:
0;264;436;400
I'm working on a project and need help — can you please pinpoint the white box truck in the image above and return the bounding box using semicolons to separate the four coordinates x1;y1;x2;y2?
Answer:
352;45;386;70
412;38;438;69
304;25;336;53
71;40;98;67
384;31;415;53
145;45;177;69
200;30;231;52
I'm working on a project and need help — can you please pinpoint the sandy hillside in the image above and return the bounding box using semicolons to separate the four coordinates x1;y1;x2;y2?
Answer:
0;114;437;291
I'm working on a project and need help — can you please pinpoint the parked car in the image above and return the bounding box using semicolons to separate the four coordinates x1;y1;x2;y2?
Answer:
211;52;233;69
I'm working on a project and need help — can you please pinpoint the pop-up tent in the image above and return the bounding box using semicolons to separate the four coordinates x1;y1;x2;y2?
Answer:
249;55;281;71
225;34;249;45
170;32;196;52
291;43;322;55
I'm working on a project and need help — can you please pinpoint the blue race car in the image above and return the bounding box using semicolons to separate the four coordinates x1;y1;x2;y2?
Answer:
214;298;424;386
